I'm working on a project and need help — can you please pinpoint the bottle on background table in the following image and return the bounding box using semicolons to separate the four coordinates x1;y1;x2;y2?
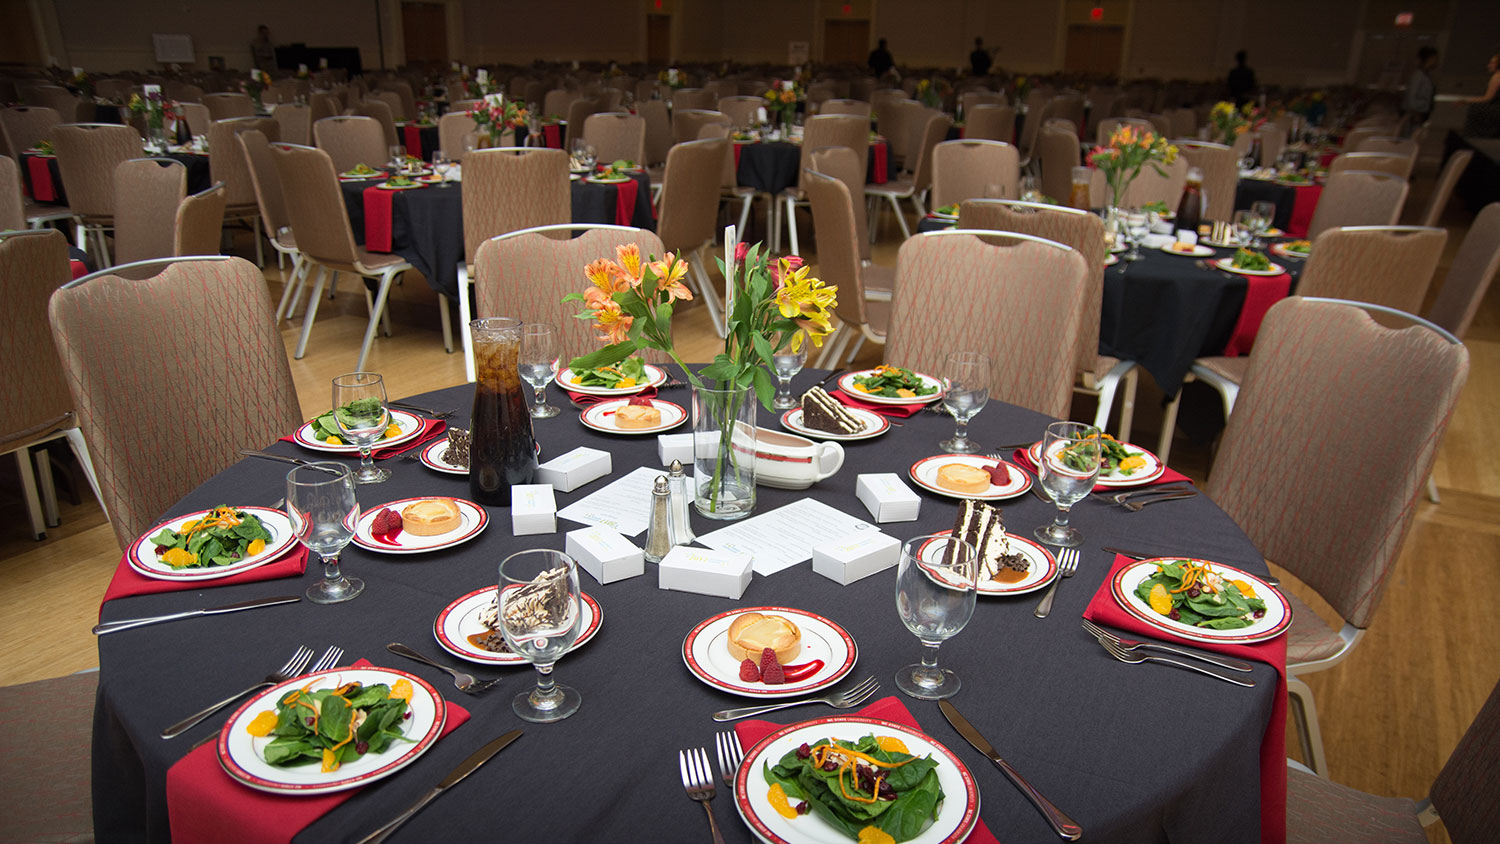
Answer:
1175;166;1205;243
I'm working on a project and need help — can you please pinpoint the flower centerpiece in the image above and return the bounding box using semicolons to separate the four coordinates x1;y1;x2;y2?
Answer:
658;68;684;89
563;242;836;519
1010;74;1031;105
242;69;271;111
467;95;527;147
1208;101;1266;146
127;91;178;152
1088;124;1178;210
464;69;498;99
914;78;948;110
71;69;94;101
763;79;803;129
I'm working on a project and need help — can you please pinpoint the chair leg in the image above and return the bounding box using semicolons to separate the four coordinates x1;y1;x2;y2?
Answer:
438;294;454;353
845;335;866;364
458;264;476;382
887;194;911;240
1425;475;1441;504
814;329;851;370
295;265;329;359
75;221;87;251
63;427;105;522
1118;368;1138;443
769;195;781;253
15;450;46;540
1157;391;1182;466
786;196;801;256
275;255;305;323
356;270;399;371
1287;676;1329;777
34;448;60;527
252;217;264;267
737;195;753;237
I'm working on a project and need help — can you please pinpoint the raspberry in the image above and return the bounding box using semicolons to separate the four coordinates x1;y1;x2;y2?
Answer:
986;463;1011;486
371;508;402;535
759;647;779;675
627;395;654;407
762;660;785;685
739;659;761;682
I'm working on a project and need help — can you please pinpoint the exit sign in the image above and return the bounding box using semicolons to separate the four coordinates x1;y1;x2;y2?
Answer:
1395;12;1413;26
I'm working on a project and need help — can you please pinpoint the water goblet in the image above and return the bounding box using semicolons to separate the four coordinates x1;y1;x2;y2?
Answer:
388;144;406;172
431;150;452;185
331;372;392;484
286;462;363;604
770;339;807;410
497;549;583;723
894;534;977;700
1123;209;1150;261
939;351;990;453
1232;209;1256;246
520;323;560;418
1251;200;1276;247
1033;421;1102;548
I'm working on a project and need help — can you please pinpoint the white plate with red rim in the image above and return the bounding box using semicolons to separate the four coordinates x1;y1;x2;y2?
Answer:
908;454;1032;501
1111;558;1292;644
683;607;857;699
585;174;632;184
836;369;943;406
433;586;602;665
376;181;425;190
733;715;980;844
1103;253;1119;267
917;529;1058;595
351;497;488;554
218;666;445;796
1213;257;1287;276
127;506;296;581
1270;242;1311;260
779;406;890;441
1160;242;1215;257
419;439;540;475
1027;439;1166;488
291;409;424;454
579;398;687;435
558;362;669;396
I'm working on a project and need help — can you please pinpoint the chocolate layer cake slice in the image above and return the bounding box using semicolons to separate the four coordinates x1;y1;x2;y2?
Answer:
947;499;1029;583
800;386;867;435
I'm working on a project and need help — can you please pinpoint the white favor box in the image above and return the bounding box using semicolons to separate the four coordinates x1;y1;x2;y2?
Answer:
658;546;753;599
658;433;694;466
856;473;921;522
566;525;644;585
535;447;611;493
812;531;901;585
510;484;556;535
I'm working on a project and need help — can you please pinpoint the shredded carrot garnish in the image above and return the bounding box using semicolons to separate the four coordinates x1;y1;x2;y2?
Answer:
810;742;913;804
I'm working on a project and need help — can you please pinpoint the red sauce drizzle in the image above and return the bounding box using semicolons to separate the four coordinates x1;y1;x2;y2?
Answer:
781;660;825;682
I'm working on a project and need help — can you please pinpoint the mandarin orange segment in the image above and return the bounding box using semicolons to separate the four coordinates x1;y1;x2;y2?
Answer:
245;710;278;736
1148;583;1173;616
858;827;896;844
767;783;798;819
389;679;413;702
875;736;910;755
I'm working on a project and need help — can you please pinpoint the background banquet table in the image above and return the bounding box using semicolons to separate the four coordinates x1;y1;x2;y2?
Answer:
93;370;1278;843
1233;178;1323;239
734;140;891;196
20;149;211;206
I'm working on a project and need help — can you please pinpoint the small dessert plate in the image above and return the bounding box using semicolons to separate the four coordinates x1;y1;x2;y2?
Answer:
352;497;488;554
779;407;890;441
909;454;1031;501
579;399;686;434
434;585;602;665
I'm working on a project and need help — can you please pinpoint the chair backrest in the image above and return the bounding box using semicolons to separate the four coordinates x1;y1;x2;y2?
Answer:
1168;107;1197;139
51;123;144;218
1422;150;1472;228
1306;170;1409;240
657;138;725;253
582;112;646;164
671;108;730;146
203;92;254;121
269;102;309;146
1037;125;1081;204
313;116;387;172
803;169;868;327
965;104;1015;144
460;148;570;265
1341;125;1385;152
1205;297;1468;627
1426;203;1500;340
355;98;400;148
175;182;227;256
269;142;361;267
438;111;472;159
1328;151;1413;180
20;85;79;120
1174;140;1237;222
0;228;74;453
374;89;407;122
887;229;1087;418
112;158;187;265
820;99;872;119
207;117;278;206
48;256;303;549
717;96;762;128
879;99;924;169
672;88;716;112
308;92;341;124
0;158;24;231
178;102;212;137
638;100;671;166
164;81;203;103
810;146;871;261
1255;126;1286;168
704;80;739;101
1095;116;1154;147
564;98;600;149
1;106;61;157
237;129;291;235
696;123;737;189
908;112;953;194
542;88;574;117
1121;155;1188;208
959;91;1003;114
798;115;869;192
471;224;668;364
1430;675;1500;842
930;139;1020;208
1299;225;1447;315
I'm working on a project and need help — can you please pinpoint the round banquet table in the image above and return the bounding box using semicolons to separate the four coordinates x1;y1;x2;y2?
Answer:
1233;177;1324;240
393;122;440;162
735;140;892;196
92;369;1279;844
20;150;211;207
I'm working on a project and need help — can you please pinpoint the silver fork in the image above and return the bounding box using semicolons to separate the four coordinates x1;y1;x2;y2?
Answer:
712;676;879;721
1080;619;1253;672
388;401;455;419
1121;491;1198;511
162;645;314;738
308;644;344;674
1033;547;1079;618
386;642;501;694
1097;636;1255;687
1092;483;1192;504
679;747;726;844
715;731;745;788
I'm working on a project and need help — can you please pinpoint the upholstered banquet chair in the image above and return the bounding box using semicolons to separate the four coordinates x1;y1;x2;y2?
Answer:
374;89;407;122
163;81;203;104
638;100;672;168
438;111;470;159
671;108;729;146
0;106;61;157
1254;126;1286;168
964;104;1015;144
50;123;143;265
49;255;302;549
202;92;254;121
19;85;80;121
959;91;1003;116
177;102;211;138
930;139;1020;210
696;124;757;242
207;117;278;265
1121;155;1188;207
470;224;667;371
885;229;1087;419
819;99;873;119
1204;296;1469;776
354;98;400;148
1328;151;1413;180
1;228;104;539
313;115;386;172
238;130;305;319
174;182;227;257
810;146;873;261
1306;171;1408;240
456;147;570;381
111;158;186;265
657;138;732;334
1037;125;1082;205
563;98;600;150
308;92;341;125
1426;203;1500;341
0;159;24;231
805;169;890;369
1174;140;1237;222
775;114;868;256
1167;108;1197;139
542;88;575;119
1339;125;1386;154
879;99;928;173
1420;150;1472;227
867;112;949;240
716;96;762;128
581;112;645;164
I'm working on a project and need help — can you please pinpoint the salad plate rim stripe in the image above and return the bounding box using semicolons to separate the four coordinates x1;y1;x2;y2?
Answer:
1026;441;1167;488
127;506;295;581
578;399;687;435
733;715;980;844
292;409;424;453
779;407;891;441
920;529;1059;595
433;586;602;665
1111;557;1292;643
908;454;1032;501
836;369;943;406
350;497;488;554
682;606;857;698
217;666;446;794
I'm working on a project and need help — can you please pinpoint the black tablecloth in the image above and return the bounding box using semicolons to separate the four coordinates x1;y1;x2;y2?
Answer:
734;142;891;196
1444;131;1500;215
1232;180;1296;231
20;151;211;207
94;372;1276;844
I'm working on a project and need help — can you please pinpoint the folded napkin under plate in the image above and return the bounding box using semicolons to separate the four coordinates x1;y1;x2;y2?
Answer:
1010;448;1192;492
99;545;307;613
829;389;927;418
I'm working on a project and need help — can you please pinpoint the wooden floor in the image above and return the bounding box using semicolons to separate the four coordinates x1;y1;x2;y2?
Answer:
3;176;1496;842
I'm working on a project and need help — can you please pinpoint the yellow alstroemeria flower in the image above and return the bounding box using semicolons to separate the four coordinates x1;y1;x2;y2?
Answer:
585;258;624;293
614;243;643;285
648;252;694;303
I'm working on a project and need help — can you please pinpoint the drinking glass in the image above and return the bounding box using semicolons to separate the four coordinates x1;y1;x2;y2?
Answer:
1019;174;1040;202
895;534;977;700
770;339;807;410
1123;209;1150;261
940;351;990;453
1034;421;1102;547
388;144;406;171
571;138;596;171
1251;200;1276;246
331;372;391;484
520;322;560;418
497;549;583;723
1232;209;1256;246
286;462;362;604
431;150;452;185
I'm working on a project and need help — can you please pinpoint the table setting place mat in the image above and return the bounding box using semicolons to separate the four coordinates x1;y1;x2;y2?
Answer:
829;389;927;418
100;545;308;611
1284;183;1322;240
1010;448;1192;491
166;658;471;844
734;694;999;844
1082;555;1288;844
277;417;447;460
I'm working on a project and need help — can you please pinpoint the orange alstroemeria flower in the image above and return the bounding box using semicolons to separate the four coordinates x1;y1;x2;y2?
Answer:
613;243;644;288
585;258;625;293
586;295;633;344
648;252;694;303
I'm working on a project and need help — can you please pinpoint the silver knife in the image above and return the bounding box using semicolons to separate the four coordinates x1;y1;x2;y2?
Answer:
240;450;346;474
356;729;523;844
939;699;1083;840
92;596;301;635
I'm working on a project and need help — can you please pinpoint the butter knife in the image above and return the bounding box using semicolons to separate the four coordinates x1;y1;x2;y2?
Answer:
939;699;1083;840
355;729;523;844
93;596;301;635
1100;546;1281;587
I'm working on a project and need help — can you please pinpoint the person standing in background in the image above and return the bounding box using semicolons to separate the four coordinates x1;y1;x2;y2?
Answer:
869;38;895;78
1227;50;1256;106
970;37;993;77
251;25;275;72
1403;46;1438;130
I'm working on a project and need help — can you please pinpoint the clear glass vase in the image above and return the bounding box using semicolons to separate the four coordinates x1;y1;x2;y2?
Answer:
691;382;756;521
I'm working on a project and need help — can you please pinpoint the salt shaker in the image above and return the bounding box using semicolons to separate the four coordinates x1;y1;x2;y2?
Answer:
667;459;695;547
644;474;673;563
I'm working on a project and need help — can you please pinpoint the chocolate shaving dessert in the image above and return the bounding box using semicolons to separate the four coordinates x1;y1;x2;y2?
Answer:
442;427;471;469
501;566;575;632
947;499;1029;583
800;386;866;435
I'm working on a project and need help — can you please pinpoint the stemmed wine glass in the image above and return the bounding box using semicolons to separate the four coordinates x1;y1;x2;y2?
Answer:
1123;209;1150;261
286;462;363;604
431;149;453;186
331;372;392;484
388;144;406;173
497;549;583;723
940;351;990;453
571;138;596;172
1034;421;1102;548
520;323;560;418
1232;210;1256;246
1251;200;1276;247
895;534;977;700
770;338;807;410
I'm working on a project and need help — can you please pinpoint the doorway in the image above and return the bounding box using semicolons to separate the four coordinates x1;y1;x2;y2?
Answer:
823;19;870;66
401;2;447;68
1063;24;1124;76
646;14;671;65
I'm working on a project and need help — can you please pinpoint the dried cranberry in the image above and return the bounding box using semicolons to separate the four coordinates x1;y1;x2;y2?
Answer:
355;741;369;755
154;545;167;555
795;801;809;815
795;743;812;759
1254;609;1266;618
304;717;314;726
821;759;838;772
1187;587;1201;598
403;711;412;720
1168;609;1181;621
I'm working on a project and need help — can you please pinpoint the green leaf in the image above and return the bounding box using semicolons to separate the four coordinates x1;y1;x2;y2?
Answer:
566;343;638;372
749;332;775;368
561;291;585;304
751;367;775;409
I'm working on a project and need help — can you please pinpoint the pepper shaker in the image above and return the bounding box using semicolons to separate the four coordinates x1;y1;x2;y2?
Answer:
667;459;695;547
644;474;673;563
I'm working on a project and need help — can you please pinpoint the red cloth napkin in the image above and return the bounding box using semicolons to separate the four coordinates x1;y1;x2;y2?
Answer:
613;177;639;227
69;259;87;280
829;389;926;418
402;123;423;159
871;141;889;185
1317;150;1337;168
567;386;657;407
734;694;999;843
362;185;396;252
542;123;561;148
27;156;55;202
371;418;446;459
1083;555;1287;844
1221;272;1292;357
166;658;471;844
1284;184;1322;240
1011;448;1192;492
100;545;308;613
